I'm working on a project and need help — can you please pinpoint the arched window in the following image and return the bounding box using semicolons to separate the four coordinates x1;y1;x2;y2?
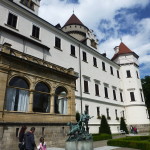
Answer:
33;82;50;113
55;86;68;114
6;76;29;112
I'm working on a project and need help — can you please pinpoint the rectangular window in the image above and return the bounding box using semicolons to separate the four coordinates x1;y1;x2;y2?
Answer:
84;80;89;93
130;92;135;101
85;105;89;114
97;107;100;117
71;45;75;56
95;84;99;96
32;25;40;39
7;12;18;28
93;57;97;67
146;109;150;119
122;111;125;118
102;62;106;71
110;66;113;75
141;92;144;102
113;90;116;100
120;92;123;102
117;70;120;78
136;71;139;78
55;37;61;49
104;87;108;98
83;51;87;62
106;108;110;119
127;70;131;78
115;109;118;119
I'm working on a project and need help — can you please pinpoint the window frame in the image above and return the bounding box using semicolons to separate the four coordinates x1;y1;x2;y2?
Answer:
82;51;87;62
102;62;106;71
95;83;100;96
130;92;135;101
93;57;97;67
31;24;40;40
104;86;108;98
70;45;76;57
126;70;131;78
55;36;61;50
113;89;117;100
110;66;113;75
7;12;18;29
84;80;89;93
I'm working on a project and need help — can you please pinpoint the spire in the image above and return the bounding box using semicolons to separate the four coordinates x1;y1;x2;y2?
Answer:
64;14;84;26
112;42;138;61
118;42;133;54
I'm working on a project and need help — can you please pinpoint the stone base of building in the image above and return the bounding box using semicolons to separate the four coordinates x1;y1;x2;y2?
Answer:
127;124;150;133
0;124;69;150
65;141;93;150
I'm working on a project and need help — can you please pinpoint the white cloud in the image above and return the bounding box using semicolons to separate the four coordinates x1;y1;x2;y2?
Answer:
39;0;150;77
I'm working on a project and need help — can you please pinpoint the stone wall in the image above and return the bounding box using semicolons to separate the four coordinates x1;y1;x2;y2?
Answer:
0;125;69;150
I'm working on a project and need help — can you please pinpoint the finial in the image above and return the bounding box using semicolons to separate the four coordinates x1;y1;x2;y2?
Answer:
120;37;122;42
73;8;74;14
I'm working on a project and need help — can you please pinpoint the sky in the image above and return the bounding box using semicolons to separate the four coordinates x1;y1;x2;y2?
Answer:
39;0;150;78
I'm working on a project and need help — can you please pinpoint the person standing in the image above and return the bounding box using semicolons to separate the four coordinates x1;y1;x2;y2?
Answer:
24;127;36;150
18;126;27;150
37;137;47;150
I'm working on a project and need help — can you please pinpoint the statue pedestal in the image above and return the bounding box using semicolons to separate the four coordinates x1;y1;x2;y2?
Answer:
65;140;93;150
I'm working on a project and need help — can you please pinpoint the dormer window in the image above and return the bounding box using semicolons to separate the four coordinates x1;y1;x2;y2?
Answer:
20;0;34;10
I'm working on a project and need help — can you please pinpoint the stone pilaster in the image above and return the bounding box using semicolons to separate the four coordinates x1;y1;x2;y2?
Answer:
50;94;55;114
28;91;34;112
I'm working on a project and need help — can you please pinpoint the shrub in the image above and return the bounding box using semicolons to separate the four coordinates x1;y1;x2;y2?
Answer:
93;133;112;141
120;117;129;134
99;115;111;135
107;136;150;150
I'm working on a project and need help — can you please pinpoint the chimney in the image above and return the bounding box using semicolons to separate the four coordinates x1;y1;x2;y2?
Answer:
114;46;119;54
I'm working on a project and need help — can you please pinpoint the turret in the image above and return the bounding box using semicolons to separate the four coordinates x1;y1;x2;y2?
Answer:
11;0;41;15
112;42;149;127
112;42;139;66
62;14;99;50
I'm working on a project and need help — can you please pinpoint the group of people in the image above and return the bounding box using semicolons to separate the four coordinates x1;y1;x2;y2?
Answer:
130;125;138;134
18;126;46;150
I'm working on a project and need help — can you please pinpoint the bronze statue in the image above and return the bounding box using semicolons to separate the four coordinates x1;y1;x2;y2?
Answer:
66;111;93;141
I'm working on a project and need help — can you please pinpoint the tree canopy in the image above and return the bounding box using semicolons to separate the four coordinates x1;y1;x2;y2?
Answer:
141;76;150;118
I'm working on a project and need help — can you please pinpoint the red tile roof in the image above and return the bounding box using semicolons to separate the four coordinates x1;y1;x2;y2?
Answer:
64;14;84;26
112;42;139;60
118;42;133;54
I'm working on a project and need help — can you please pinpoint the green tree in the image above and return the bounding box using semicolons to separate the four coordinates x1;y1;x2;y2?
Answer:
76;111;80;122
120;117;129;134
99;115;111;135
141;76;150;118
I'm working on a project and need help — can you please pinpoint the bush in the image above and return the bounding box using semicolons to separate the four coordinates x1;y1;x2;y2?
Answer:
99;115;111;135
93;133;112;141
107;136;150;150
120;117;129;134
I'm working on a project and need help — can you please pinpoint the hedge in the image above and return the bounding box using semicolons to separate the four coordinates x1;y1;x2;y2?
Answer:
107;136;150;150
93;133;112;141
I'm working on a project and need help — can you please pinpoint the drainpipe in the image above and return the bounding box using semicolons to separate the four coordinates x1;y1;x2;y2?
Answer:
78;44;83;114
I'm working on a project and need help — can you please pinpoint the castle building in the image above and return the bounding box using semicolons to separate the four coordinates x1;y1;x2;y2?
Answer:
0;0;149;149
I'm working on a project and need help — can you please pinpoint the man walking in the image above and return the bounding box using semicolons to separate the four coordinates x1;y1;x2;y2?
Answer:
24;127;36;150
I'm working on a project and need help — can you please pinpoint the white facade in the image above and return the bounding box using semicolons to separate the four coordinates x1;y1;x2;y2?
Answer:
0;0;149;133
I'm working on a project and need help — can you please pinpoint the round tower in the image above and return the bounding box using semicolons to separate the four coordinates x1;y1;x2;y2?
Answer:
112;42;149;131
62;14;99;50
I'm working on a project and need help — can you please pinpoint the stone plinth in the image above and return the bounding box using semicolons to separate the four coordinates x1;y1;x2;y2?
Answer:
65;141;93;150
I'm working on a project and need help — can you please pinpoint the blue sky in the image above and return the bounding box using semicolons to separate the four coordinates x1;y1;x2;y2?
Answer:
39;0;150;78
